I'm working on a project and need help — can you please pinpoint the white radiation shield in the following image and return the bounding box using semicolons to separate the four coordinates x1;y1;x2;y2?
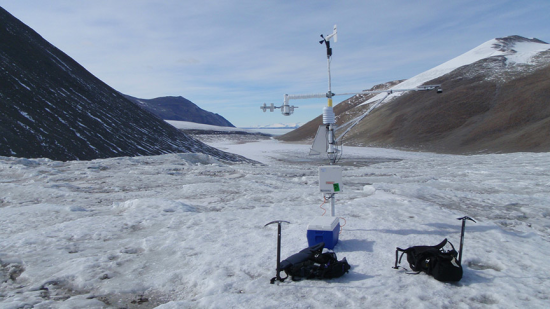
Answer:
309;125;328;156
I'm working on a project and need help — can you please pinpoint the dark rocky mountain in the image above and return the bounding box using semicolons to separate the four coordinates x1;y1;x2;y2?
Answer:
0;7;249;162
124;95;235;127
278;36;550;154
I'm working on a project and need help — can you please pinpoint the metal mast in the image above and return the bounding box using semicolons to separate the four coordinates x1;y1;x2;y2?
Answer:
319;25;338;165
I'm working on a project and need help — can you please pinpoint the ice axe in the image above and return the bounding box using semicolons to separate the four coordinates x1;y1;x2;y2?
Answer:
265;220;290;284
457;216;476;265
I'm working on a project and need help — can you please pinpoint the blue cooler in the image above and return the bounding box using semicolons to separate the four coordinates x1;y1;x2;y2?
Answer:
307;216;340;249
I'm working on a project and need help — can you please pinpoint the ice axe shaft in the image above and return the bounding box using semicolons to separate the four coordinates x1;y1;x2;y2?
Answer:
457;216;476;265
265;220;290;284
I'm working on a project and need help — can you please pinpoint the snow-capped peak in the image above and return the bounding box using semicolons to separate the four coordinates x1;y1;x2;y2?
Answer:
360;36;550;107
494;36;550;64
421;36;548;77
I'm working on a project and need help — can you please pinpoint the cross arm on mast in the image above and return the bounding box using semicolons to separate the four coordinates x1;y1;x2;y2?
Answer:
282;84;442;105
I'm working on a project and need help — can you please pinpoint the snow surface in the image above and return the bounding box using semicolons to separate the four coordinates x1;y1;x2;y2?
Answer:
359;38;550;107
1;137;550;308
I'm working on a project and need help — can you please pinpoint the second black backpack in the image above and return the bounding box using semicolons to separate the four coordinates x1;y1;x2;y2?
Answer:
393;238;462;282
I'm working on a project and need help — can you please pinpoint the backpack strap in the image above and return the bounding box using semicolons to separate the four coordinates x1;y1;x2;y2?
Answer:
434;238;448;250
393;247;408;269
447;240;455;251
393;247;422;274
270;272;288;284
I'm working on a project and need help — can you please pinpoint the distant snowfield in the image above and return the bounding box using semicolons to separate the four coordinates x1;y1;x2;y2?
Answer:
166;121;251;133
1;138;550;308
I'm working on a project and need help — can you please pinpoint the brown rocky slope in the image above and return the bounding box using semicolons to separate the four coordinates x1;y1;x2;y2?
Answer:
278;41;550;154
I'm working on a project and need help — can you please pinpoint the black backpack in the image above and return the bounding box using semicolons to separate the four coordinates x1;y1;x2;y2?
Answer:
393;216;476;282
279;242;351;281
393;238;462;282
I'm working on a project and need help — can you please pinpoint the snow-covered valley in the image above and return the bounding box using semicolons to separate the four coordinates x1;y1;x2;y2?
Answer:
1;137;549;308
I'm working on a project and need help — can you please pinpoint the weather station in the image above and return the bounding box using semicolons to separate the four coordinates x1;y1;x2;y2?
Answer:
262;25;442;250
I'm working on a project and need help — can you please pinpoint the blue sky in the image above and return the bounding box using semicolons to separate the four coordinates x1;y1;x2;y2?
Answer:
1;0;549;127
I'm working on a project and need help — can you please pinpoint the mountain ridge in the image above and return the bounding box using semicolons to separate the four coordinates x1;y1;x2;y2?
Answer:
124;95;235;127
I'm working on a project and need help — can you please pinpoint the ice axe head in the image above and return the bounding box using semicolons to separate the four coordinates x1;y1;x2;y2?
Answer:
457;216;476;223
264;220;290;227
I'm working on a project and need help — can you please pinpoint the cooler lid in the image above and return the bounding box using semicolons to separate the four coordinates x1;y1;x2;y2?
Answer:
307;216;339;231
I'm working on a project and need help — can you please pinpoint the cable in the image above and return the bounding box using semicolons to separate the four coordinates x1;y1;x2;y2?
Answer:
339;217;347;234
319;198;327;216
325;193;335;200
320;194;346;234
320;194;335;216
334;141;343;164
